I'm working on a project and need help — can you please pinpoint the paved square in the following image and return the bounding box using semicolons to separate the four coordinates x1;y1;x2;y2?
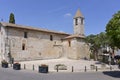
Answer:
0;67;120;80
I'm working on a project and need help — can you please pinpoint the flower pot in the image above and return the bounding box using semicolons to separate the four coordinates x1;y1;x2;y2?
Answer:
2;63;8;68
13;63;21;70
39;66;48;73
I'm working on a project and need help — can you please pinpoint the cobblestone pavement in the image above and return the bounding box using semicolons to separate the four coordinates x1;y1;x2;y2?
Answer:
0;67;120;80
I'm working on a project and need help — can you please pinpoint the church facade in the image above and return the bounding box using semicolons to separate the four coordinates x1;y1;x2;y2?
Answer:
0;9;90;62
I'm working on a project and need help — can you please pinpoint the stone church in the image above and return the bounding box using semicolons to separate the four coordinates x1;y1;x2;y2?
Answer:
0;9;90;62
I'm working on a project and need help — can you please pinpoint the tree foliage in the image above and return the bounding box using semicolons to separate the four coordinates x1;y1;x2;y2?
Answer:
106;11;120;49
86;32;109;60
9;13;15;24
86;32;109;51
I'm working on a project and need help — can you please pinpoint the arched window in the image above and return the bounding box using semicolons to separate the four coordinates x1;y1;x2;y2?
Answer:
22;43;25;50
24;32;28;38
68;40;71;47
75;18;78;25
81;18;84;25
50;35;53;41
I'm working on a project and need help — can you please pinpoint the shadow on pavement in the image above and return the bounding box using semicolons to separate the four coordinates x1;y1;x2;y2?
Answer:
103;71;120;78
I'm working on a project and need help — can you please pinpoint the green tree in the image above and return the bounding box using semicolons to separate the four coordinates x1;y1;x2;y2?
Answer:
106;11;120;49
9;13;15;24
98;32;111;48
86;34;100;60
86;32;110;60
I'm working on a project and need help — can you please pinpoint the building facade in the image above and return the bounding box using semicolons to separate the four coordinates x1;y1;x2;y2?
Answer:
0;9;90;62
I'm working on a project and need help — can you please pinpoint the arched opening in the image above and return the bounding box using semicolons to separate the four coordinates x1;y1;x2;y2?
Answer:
22;43;25;50
68;40;71;47
50;35;53;41
75;18;78;25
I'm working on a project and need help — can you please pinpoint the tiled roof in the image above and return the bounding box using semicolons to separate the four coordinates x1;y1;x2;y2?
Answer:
64;34;85;39
74;9;84;18
0;22;70;35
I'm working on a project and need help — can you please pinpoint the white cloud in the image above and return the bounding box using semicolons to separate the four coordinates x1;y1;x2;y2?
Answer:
64;13;72;17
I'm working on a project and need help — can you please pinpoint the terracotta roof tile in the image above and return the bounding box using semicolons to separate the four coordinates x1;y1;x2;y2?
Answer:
0;22;70;35
64;34;85;39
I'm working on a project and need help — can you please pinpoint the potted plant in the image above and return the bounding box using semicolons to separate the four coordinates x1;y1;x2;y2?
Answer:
1;60;8;68
39;64;48;73
13;62;21;70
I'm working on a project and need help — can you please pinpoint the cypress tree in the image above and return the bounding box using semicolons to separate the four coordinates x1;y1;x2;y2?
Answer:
9;13;15;24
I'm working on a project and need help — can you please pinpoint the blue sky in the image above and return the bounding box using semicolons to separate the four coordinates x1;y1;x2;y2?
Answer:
0;0;120;35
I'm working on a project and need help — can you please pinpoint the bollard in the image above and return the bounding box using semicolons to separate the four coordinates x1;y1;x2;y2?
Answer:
10;63;12;67
38;66;39;73
96;66;98;71
33;64;35;71
72;66;74;72
85;66;87;72
110;66;112;70
24;64;26;69
57;65;59;72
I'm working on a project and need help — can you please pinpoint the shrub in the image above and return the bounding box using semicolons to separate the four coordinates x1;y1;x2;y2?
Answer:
118;60;120;65
1;60;8;64
1;60;8;68
41;64;48;67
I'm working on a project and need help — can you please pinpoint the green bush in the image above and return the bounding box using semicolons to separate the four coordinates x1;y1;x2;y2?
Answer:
118;60;120;65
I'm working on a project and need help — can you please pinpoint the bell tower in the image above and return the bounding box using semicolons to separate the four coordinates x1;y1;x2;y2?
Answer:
74;9;84;36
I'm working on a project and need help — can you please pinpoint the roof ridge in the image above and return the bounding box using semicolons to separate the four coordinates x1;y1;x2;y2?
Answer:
0;22;70;35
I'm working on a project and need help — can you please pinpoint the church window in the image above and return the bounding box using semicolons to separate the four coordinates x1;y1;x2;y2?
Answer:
68;40;71;47
75;18;78;25
24;32;28;38
81;18;84;24
22;43;25;50
50;35;53;41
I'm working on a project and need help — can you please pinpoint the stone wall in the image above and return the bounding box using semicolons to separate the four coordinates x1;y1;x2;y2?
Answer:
6;27;68;61
0;25;1;62
74;18;84;35
0;25;6;61
63;38;90;60
0;25;90;61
